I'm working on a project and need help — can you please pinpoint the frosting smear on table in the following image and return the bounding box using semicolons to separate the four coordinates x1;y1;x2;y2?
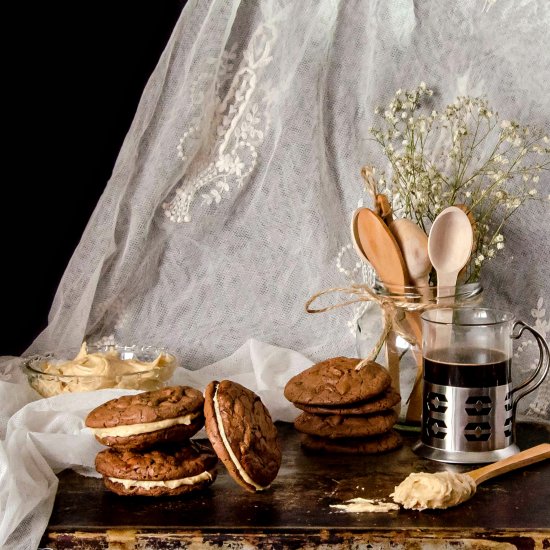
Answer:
331;497;399;513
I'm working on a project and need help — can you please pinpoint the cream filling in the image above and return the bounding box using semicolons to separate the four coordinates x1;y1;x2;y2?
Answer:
213;385;266;491
109;469;213;490
91;412;200;438
391;471;477;510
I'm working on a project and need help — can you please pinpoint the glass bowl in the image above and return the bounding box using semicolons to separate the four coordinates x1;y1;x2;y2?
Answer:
23;344;177;398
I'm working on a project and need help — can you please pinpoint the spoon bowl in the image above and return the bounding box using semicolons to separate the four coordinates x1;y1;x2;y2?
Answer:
428;206;474;296
350;208;370;264
389;219;431;286
351;207;409;286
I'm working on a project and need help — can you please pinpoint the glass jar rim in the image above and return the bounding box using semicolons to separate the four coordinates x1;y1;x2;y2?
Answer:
373;280;482;300
421;307;514;327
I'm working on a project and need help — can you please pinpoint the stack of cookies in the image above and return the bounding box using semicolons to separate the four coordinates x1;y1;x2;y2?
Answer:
86;386;217;496
284;357;402;454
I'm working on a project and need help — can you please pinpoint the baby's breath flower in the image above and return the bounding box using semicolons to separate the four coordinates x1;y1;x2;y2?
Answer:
369;84;548;282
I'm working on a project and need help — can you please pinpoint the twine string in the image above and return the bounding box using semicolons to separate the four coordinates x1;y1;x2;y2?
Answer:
305;284;440;370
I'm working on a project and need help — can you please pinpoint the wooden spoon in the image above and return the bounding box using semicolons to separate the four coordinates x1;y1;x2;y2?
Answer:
387;218;433;423
352;208;426;421
427;206;473;349
394;443;550;510
389;219;431;287
428;206;473;302
353;208;409;286
467;443;550;486
351;207;409;411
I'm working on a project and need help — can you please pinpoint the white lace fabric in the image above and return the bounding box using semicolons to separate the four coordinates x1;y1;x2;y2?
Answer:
1;1;549;547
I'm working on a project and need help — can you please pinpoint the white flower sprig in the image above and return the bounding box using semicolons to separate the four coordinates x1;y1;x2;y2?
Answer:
370;84;549;282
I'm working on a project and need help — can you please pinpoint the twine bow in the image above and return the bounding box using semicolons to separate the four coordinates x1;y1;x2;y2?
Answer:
305;284;439;370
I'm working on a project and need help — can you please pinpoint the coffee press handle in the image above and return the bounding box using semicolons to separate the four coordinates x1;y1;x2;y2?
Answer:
510;320;550;410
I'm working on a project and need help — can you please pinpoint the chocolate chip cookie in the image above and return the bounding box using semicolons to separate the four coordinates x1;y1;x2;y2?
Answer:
300;429;402;454
294;388;401;415
95;441;217;496
284;357;391;405
204;380;281;493
294;410;397;439
86;386;205;450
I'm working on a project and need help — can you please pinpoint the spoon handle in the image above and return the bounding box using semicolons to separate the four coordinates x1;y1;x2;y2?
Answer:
468;443;550;485
435;270;460;302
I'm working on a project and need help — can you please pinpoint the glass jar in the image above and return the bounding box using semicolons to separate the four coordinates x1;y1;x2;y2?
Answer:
356;280;483;426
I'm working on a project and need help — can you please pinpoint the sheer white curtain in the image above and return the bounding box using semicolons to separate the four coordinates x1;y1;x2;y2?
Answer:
28;0;549;418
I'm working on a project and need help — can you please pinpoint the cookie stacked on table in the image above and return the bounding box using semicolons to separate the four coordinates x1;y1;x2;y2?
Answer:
284;357;402;454
86;386;217;496
86;382;282;496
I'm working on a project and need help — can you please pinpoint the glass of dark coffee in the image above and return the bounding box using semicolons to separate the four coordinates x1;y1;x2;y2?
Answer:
414;307;549;464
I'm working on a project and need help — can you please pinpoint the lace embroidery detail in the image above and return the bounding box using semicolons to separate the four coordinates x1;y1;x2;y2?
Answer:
163;24;277;223
335;241;374;336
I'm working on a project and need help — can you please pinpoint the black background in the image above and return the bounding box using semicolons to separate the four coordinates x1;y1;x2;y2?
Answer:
2;1;186;355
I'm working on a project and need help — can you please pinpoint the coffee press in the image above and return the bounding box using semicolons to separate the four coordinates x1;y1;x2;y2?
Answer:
413;308;549;463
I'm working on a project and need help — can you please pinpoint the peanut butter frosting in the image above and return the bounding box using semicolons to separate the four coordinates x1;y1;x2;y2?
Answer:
30;342;175;397
391;471;476;510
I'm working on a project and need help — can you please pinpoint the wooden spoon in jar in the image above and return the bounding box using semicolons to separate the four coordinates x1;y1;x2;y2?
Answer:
386;218;432;423
427;206;474;351
352;208;409;287
352;208;426;422
351;207;409;408
389;219;431;288
428;206;474;302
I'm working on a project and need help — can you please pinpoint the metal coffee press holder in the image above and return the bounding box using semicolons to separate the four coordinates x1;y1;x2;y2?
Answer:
414;315;549;464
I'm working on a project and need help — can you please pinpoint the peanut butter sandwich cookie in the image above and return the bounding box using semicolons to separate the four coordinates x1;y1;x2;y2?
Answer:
86;386;205;451
204;380;281;493
284;357;391;406
294;410;397;439
300;429;402;454
95;441;217;496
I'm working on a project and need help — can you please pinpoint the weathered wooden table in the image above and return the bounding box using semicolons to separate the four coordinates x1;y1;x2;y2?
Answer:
42;422;550;549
